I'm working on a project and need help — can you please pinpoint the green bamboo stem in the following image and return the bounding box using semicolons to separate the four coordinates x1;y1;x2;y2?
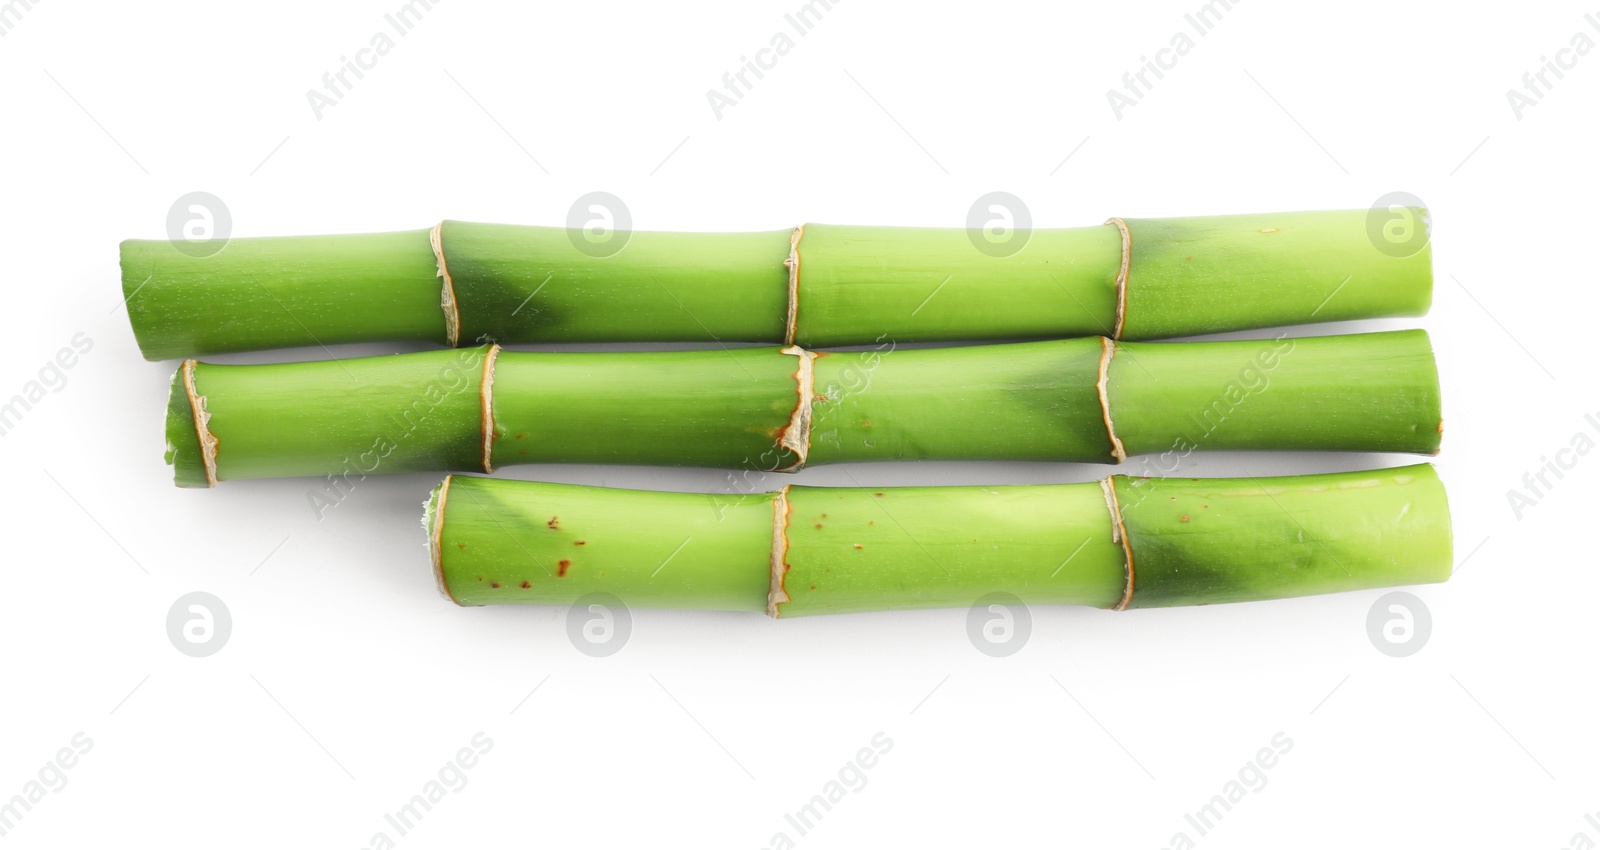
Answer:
164;330;1441;488
122;209;1431;359
425;464;1452;615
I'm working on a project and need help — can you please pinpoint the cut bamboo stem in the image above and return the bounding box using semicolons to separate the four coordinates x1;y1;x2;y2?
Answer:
425;464;1453;615
121;209;1431;359
164;330;1442;488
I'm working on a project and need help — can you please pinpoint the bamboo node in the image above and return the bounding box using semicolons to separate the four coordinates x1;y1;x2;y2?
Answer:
766;486;792;617
777;345;816;471
1096;337;1128;463
181;360;220;488
431;221;461;347
1105;218;1131;339
479;345;501;473
782;224;804;346
426;476;462;605
1100;476;1135;610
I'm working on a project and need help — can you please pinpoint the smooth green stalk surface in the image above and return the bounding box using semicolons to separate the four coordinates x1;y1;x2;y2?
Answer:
489;347;799;470
123;229;444;360
166;331;1441;486
792;224;1121;345
442;223;791;344
122;209;1431;359
1118;210;1431;339
1110;468;1451;608
427;465;1452;615
1109;331;1442;455
166;349;487;488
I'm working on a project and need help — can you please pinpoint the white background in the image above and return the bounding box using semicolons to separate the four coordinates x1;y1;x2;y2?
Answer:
0;0;1592;846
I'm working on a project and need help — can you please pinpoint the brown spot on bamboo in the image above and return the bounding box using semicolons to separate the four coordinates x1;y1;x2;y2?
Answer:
557;560;571;577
